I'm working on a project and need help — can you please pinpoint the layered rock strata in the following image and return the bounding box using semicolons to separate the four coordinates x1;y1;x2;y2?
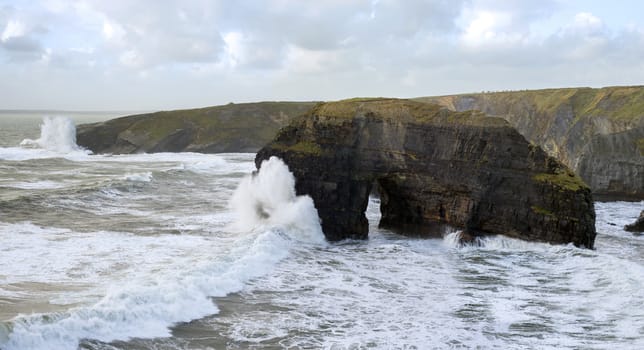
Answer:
417;86;644;199
256;98;597;248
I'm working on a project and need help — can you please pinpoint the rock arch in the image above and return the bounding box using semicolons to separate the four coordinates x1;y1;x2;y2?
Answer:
256;99;596;248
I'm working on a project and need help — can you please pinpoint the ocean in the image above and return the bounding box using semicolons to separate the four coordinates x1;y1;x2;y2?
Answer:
0;113;642;350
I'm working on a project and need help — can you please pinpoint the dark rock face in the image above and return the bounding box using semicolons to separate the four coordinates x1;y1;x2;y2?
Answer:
76;102;317;154
256;99;597;248
625;211;644;233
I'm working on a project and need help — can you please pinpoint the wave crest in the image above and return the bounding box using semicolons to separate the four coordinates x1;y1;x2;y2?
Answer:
20;116;90;155
229;156;324;244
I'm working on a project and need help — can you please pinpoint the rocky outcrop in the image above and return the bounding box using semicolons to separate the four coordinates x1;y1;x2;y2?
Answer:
625;211;644;233
256;98;596;248
76;102;317;154
417;86;644;199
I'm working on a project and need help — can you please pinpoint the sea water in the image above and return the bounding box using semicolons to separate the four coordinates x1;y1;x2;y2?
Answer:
0;114;642;349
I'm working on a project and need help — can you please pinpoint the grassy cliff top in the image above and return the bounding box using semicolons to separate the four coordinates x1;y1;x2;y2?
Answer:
308;98;509;127
415;86;644;123
110;101;317;126
79;101;318;145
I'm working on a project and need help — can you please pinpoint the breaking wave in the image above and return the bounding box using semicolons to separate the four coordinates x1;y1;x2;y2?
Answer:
230;156;325;244
1;157;324;350
19;116;90;155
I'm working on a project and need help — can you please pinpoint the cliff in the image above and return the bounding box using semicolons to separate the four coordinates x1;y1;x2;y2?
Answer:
416;86;644;199
256;98;596;248
76;87;643;200
76;102;317;154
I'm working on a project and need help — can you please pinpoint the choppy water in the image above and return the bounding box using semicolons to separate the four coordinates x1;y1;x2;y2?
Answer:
0;115;643;349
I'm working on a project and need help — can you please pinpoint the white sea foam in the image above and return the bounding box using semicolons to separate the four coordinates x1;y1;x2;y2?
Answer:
4;180;66;190
0;147;82;161
229;156;325;244
443;230;465;247
213;197;644;349
123;171;153;182
0;226;301;349
232;226;644;349
19;117;90;155
2;139;643;350
0;117;90;161
0;157;325;350
442;230;567;251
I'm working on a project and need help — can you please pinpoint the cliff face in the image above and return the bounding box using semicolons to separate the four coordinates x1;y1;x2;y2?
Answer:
416;86;644;199
76;102;317;154
256;98;596;248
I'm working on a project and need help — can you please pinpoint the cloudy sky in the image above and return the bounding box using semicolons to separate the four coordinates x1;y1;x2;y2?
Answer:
1;0;643;111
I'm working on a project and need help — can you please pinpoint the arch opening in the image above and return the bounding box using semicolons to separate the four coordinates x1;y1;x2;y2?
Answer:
372;175;457;238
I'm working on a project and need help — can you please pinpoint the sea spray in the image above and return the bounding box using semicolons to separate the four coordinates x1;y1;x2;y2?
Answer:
20;116;90;154
1;156;325;350
230;156;324;243
442;230;582;252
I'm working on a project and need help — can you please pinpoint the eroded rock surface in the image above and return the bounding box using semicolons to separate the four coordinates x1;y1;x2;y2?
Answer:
417;86;644;199
256;98;596;248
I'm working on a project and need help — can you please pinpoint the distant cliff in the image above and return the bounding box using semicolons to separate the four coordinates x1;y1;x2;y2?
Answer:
416;86;644;199
256;98;596;247
76;102;317;154
76;87;643;199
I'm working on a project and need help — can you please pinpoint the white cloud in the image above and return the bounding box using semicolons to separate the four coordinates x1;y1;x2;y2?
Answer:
119;49;144;68
572;12;603;34
38;47;52;65
461;10;525;46
283;45;344;74
0;14;44;59
222;31;243;68
1;19;26;41
547;12;610;62
101;18;125;42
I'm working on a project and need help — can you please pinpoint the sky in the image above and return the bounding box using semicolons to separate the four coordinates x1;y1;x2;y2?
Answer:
1;0;643;111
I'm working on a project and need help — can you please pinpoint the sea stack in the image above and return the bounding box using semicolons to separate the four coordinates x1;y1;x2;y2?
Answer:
256;98;597;248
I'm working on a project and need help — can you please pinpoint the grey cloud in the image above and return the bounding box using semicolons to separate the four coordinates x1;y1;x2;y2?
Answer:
10;0;469;71
0;6;45;61
418;6;620;69
371;0;465;36
1;35;42;52
609;28;644;65
216;1;373;52
211;0;467;71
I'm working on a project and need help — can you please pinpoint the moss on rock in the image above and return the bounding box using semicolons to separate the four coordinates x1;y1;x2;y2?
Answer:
533;169;587;192
531;205;555;217
274;141;323;155
637;138;644;156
